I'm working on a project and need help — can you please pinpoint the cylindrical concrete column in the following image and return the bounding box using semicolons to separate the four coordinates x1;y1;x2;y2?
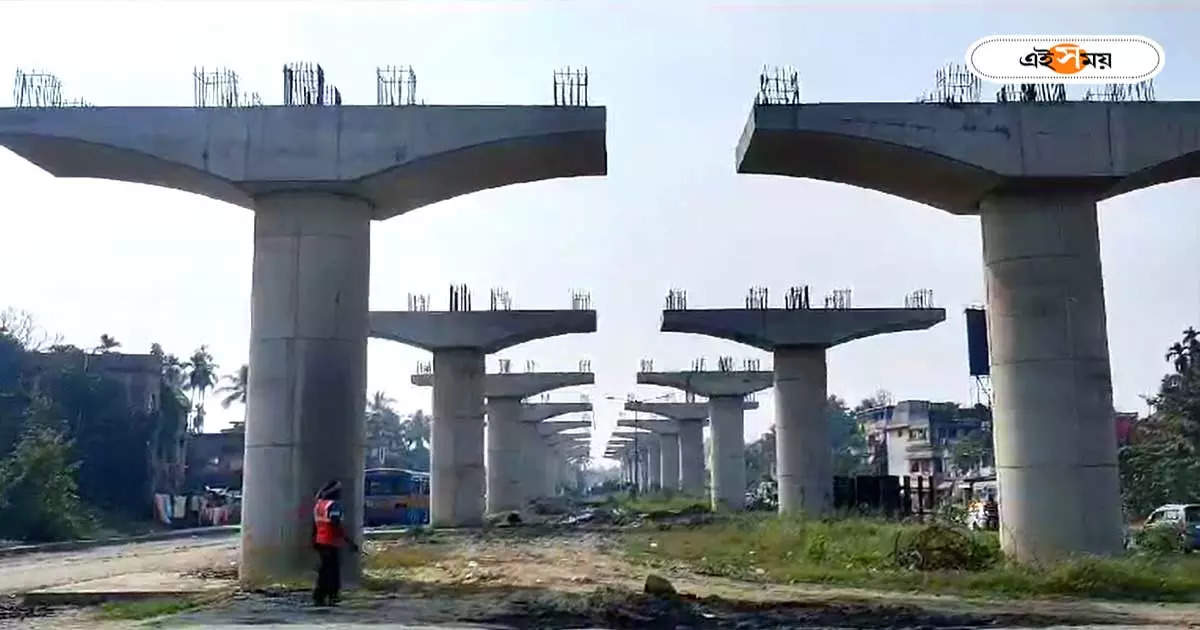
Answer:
431;348;485;526
775;346;830;516
518;421;543;504
485;397;523;513
709;396;746;510
677;419;705;495
981;191;1122;561
638;447;650;492
659;433;681;491
646;438;662;491
543;445;559;497
240;193;370;586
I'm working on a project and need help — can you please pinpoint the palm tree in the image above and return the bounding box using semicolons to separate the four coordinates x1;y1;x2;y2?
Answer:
365;391;398;467
183;346;218;433
217;364;248;407
94;334;121;354
1167;341;1189;375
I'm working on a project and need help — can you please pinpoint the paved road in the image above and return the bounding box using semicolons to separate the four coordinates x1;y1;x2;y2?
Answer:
0;533;238;595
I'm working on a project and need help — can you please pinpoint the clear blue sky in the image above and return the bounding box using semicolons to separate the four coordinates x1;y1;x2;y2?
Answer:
1;1;1197;460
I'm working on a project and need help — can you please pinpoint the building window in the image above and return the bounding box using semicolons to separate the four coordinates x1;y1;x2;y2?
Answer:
910;461;920;473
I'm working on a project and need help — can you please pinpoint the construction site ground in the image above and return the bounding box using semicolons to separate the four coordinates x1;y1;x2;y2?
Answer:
1;513;1198;629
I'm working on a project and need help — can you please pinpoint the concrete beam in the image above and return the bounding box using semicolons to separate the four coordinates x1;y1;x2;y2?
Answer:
623;401;708;420
638;370;773;397
524;403;591;424
0;105;607;218
411;371;594;398
536;419;591;435
371;310;596;353
736;102;1200;214
660;308;945;351
616;418;679;434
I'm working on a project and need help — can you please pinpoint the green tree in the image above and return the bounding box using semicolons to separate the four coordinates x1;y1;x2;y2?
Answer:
949;429;993;475
0;422;90;542
182;346;218;433
1119;327;1200;517
829;395;868;475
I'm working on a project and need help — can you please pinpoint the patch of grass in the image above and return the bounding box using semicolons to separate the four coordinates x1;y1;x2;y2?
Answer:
365;543;445;571
96;597;197;620
625;513;1200;602
615;491;710;515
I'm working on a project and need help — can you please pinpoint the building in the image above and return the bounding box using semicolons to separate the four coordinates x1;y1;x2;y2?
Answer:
25;351;161;413
186;423;246;490
856;400;989;481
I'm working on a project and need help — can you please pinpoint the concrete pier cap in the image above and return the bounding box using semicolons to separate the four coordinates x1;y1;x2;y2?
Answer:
372;310;597;352
736;102;1200;213
0;105;607;216
411;371;594;398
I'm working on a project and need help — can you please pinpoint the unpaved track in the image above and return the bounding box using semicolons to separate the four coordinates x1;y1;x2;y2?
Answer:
0;534;238;595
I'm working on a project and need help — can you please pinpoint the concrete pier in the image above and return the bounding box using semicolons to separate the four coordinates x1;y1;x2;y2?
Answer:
623;401;710;498
373;310;595;526
411;371;593;513
0;104;605;584
638;371;772;510
678;419;705;494
616;418;680;490
661;309;942;515
731;100;1200;558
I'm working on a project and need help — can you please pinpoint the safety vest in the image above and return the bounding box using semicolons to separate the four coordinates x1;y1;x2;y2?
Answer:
313;499;343;547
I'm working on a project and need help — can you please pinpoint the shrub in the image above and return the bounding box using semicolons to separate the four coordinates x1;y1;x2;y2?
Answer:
1133;524;1190;556
0;426;92;541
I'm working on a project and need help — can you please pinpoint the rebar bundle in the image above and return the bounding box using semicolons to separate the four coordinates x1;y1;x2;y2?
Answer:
553;66;588;106
1083;80;1156;102
283;62;341;106
449;284;471;311
407;293;430;312
665;289;688;310
996;83;1066;103
640;359;654;373
498;359;512;373
193;67;260;107
571;290;592;310
717;356;734;371
490;288;512;311
377;65;417;106
784;285;811;309
756;66;801;105
746;286;769;309
918;63;980;104
12;69;86;108
579;359;592;372
905;289;935;309
824;288;853;309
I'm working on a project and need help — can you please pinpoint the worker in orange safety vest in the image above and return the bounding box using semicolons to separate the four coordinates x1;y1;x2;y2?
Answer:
311;479;359;606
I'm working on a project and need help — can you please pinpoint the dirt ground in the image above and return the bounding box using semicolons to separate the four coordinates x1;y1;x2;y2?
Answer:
4;526;1200;628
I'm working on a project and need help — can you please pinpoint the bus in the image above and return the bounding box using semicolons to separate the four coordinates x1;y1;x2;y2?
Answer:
363;468;431;526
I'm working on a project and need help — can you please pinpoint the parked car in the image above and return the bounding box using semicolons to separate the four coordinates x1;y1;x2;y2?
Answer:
1136;504;1200;551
